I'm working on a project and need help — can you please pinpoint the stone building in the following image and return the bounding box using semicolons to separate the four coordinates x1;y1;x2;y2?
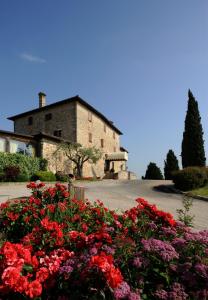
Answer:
0;92;136;179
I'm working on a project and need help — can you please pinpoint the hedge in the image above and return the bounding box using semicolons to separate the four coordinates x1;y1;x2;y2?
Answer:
0;152;46;178
31;171;56;182
172;166;207;191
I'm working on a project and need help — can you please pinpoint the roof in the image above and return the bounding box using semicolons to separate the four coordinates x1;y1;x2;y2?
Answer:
33;132;69;143
120;146;129;153
0;129;71;144
0;129;34;140
8;95;123;135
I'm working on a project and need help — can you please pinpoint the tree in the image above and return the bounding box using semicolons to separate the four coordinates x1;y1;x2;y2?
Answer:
181;90;206;168
144;162;163;180
164;150;179;180
54;143;102;178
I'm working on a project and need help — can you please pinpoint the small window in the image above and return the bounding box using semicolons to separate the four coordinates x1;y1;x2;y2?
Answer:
113;131;115;139
28;116;33;125
54;130;62;137
114;146;116;152
45;113;52;121
101;139;104;148
88;111;92;122
89;133;92;143
104;124;106;132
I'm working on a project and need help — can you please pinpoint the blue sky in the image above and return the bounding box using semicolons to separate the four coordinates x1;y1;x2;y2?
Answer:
0;1;208;177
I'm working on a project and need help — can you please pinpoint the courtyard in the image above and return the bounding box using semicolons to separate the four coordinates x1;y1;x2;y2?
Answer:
0;179;207;230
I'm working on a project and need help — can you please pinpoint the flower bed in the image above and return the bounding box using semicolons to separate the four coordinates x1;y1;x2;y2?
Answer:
0;183;207;299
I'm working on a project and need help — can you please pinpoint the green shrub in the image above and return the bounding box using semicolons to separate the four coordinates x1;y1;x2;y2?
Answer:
16;173;30;182
31;171;56;182
0;172;5;182
0;152;43;178
55;171;68;182
4;166;20;182
172;167;207;191
39;158;48;171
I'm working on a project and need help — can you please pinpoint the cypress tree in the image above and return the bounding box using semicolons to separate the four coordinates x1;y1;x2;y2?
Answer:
181;90;206;168
164;149;179;180
144;162;163;180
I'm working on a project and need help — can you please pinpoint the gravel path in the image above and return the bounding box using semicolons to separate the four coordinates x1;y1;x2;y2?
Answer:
0;180;207;230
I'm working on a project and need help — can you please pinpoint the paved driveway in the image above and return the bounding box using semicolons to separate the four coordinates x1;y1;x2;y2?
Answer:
0;180;208;230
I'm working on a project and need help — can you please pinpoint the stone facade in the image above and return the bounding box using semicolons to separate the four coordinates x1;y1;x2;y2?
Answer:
7;94;130;179
14;102;77;142
76;102;125;177
40;139;72;174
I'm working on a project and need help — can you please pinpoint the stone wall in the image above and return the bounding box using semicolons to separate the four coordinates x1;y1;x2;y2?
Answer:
14;102;77;142
41;139;73;174
76;102;122;177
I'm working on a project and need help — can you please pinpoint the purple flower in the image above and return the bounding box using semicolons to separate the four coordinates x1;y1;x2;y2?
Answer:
114;281;131;299
160;226;176;237
128;292;141;300
132;257;142;268
195;263;208;279
154;289;168;299
168;283;188;300
102;244;115;255
172;238;187;249
141;238;179;262
148;222;157;231
89;247;98;255
192;289;208;300
59;265;73;274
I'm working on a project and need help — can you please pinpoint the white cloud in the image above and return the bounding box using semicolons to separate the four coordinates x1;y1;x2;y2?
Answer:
20;53;46;63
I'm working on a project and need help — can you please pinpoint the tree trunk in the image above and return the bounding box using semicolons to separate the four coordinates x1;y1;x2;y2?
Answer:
77;164;83;178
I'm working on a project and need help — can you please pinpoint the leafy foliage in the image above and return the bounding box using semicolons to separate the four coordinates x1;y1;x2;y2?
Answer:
55;171;68;182
177;196;195;227
172;167;207;191
164;150;179;180
144;162;163;180
0;183;207;299
181;90;206;168
55;142;102;178
31;171;56;182
0;152;47;179
3;165;20;181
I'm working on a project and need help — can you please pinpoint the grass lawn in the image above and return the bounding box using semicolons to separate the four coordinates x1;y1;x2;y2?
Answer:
188;185;208;197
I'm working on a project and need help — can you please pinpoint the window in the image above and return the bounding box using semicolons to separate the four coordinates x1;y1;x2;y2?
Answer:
9;140;35;156
88;111;92;122
89;133;92;143
113;131;115;139
101;139;104;148
28;116;33;125
54;130;62;137
114;146;116;152
0;138;6;152
104;124;106;132
45;113;52;121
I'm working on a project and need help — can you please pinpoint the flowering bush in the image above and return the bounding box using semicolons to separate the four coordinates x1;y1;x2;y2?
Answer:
0;183;208;299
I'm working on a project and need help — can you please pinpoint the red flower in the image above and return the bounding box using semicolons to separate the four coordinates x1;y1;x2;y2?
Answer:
105;266;123;288
25;280;42;298
7;212;19;221
15;276;29;293
24;216;31;224
27;182;38;189
69;231;80;240
47;204;55;213
36;267;49;282
2;267;20;287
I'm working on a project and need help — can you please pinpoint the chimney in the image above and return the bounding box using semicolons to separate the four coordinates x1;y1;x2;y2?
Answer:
38;92;46;108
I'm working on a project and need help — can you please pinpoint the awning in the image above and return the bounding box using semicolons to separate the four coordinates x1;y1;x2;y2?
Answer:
105;152;128;161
